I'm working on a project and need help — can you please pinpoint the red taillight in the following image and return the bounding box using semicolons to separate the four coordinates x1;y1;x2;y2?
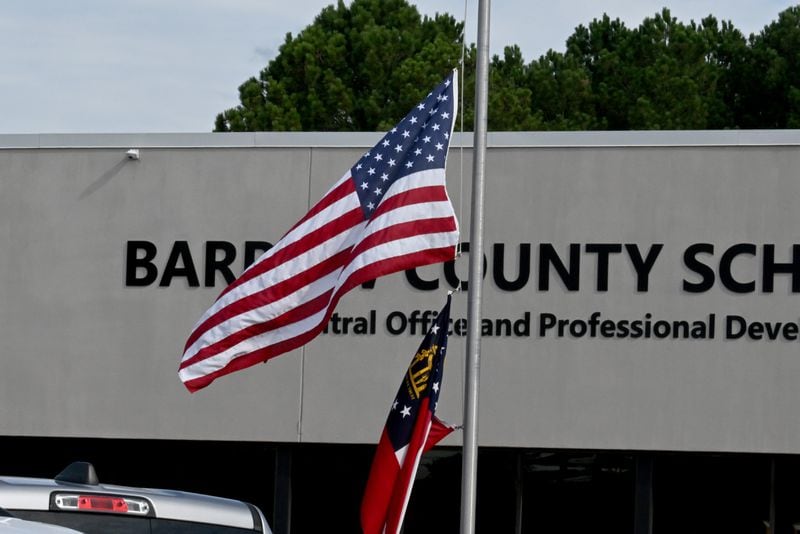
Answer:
54;493;150;515
77;495;129;513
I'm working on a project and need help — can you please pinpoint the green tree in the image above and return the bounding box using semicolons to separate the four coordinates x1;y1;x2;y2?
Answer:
217;3;800;132
215;0;467;132
736;6;800;128
485;45;536;130
526;49;595;130
693;16;749;128
562;13;630;129
551;9;744;130
624;10;727;129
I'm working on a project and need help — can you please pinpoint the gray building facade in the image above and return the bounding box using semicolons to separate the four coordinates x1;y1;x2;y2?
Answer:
2;131;800;532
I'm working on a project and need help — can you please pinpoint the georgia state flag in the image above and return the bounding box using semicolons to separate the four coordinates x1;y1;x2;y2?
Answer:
361;295;458;534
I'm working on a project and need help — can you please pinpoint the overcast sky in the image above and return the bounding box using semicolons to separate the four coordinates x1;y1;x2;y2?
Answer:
2;0;797;134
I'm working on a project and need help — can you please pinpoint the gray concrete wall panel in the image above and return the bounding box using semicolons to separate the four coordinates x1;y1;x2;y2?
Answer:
1;133;799;453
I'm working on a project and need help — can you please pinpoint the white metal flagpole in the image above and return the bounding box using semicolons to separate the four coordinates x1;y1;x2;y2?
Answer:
460;0;490;532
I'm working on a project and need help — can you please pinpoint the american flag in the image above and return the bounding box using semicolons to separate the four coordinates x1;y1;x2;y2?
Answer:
179;70;460;392
361;295;456;534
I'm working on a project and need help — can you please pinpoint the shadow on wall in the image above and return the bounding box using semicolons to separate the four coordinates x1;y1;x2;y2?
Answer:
79;157;133;200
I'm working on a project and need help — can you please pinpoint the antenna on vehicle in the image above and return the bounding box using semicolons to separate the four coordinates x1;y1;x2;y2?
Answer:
55;462;99;485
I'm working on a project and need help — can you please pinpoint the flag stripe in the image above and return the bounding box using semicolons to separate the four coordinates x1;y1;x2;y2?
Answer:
179;292;332;389
282;173;354;236
180;245;456;386
360;430;402;534
218;179;361;299
385;398;433;534
184;238;354;353
182;307;328;384
185;179;447;352
182;268;341;367
189;218;361;347
180;245;456;388
371;184;450;220
350;215;457;264
183;190;455;363
335;245;456;307
182;196;454;363
423;415;457;453
182;320;324;392
180;287;334;371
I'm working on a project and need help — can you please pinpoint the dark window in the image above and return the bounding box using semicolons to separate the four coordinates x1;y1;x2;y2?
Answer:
403;449;463;533
289;443;374;532
519;451;636;533
774;455;800;534
653;453;770;534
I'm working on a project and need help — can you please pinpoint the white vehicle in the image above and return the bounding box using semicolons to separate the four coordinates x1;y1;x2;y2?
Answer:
0;508;82;533
0;462;271;534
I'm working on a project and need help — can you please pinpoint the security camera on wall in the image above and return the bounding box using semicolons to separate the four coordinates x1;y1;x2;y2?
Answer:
126;149;140;160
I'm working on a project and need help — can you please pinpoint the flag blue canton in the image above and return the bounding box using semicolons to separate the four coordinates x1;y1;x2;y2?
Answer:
385;298;451;451
351;72;456;218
